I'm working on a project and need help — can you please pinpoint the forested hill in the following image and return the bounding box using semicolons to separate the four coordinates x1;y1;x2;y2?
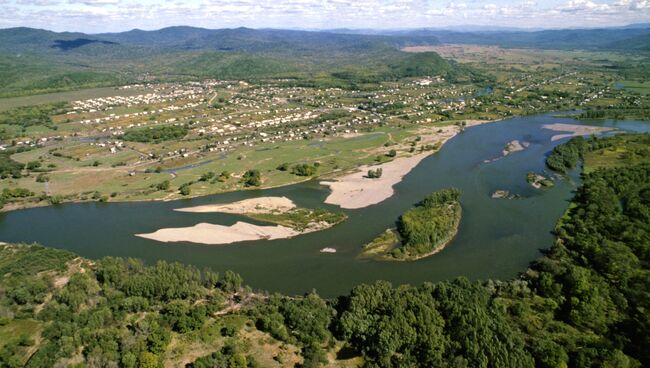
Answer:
331;26;650;51
0;26;459;97
0;133;648;367
95;27;441;53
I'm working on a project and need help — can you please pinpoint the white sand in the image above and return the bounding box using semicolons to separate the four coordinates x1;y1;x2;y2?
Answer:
320;121;496;209
135;221;300;245
502;140;528;156
543;123;614;141
320;152;431;209
175;196;296;214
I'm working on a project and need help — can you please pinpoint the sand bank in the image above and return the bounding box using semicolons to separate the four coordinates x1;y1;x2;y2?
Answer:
320;121;496;209
503;140;529;156
320;152;431;209
175;196;296;214
484;139;529;163
543;123;614;141
135;221;300;245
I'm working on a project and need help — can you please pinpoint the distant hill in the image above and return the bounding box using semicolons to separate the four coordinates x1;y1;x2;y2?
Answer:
368;27;650;51
0;27;451;97
95;26;441;53
606;34;650;51
328;25;650;51
1;24;648;97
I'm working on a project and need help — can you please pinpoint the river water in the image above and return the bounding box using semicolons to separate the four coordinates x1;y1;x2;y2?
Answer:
1;113;647;296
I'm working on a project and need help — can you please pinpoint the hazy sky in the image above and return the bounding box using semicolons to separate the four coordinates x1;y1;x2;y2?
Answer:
1;0;649;33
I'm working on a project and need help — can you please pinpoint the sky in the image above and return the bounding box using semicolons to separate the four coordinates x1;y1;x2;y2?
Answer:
0;0;649;33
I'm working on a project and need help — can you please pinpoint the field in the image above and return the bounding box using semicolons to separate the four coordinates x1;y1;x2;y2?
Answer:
583;134;650;172
616;80;650;95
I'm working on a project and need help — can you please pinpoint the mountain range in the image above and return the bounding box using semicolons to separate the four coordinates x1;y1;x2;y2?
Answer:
0;24;648;97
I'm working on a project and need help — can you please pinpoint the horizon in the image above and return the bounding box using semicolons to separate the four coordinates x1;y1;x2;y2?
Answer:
2;21;650;36
1;0;650;34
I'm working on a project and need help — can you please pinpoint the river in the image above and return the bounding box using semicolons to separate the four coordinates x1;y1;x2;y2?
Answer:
1;112;648;296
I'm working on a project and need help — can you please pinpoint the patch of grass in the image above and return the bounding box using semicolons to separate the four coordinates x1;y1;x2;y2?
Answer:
359;229;400;258
246;208;347;232
0;319;41;348
617;80;650;95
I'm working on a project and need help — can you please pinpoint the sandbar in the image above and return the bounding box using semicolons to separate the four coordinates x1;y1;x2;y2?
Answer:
175;196;296;214
543;123;613;141
503;140;528;156
135;221;300;245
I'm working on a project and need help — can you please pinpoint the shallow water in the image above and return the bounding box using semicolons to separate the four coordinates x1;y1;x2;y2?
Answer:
1;113;647;296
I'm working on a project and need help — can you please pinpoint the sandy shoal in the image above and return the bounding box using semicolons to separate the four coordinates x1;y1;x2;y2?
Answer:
320;152;431;209
135;221;300;245
543;123;614;141
503;139;528;156
175;196;296;214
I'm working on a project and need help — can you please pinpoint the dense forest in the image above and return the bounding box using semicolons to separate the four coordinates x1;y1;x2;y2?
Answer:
0;134;648;367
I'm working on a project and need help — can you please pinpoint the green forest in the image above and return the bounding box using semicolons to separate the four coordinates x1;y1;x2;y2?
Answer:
0;135;649;367
362;188;462;261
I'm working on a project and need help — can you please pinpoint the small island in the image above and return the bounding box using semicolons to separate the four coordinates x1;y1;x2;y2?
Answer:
360;188;462;261
526;171;555;189
138;197;347;245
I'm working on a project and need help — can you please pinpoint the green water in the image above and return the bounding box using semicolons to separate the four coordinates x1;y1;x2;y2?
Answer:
1;113;647;296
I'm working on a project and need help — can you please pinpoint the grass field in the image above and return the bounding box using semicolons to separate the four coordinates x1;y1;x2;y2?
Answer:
617;80;650;95
584;138;650;173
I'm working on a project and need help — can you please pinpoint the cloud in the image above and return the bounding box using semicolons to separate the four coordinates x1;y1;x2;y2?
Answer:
67;0;120;5
627;0;650;9
16;0;61;5
559;0;612;13
2;0;649;33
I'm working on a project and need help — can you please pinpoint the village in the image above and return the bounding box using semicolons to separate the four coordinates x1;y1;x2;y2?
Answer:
0;48;646;210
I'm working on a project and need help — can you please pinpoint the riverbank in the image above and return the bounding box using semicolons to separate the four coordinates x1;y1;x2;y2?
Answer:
319;121;492;209
320;151;433;209
0;118;497;214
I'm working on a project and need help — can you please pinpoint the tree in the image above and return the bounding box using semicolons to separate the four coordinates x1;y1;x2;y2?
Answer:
367;168;383;178
241;169;261;187
276;163;290;171
26;161;41;170
156;180;170;191
291;164;317;176
179;184;191;196
220;270;243;293
138;351;160;368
